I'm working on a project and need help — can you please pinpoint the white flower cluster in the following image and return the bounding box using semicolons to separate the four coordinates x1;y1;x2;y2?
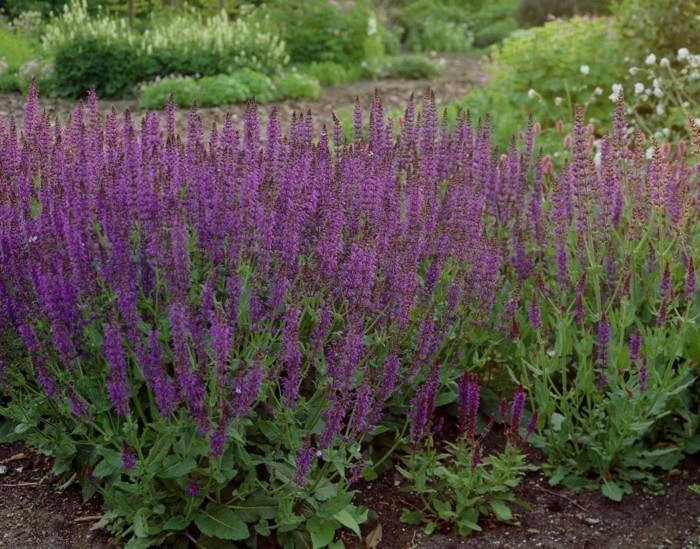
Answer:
142;11;289;73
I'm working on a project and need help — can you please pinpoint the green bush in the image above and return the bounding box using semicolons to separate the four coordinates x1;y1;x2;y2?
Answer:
273;71;321;100
613;0;700;57
0;26;37;68
229;67;276;103
45;0;288;98
461;17;624;146
302;61;363;87
139;77;199;109
387;54;442;79
52;36;156;98
263;0;370;65
398;0;474;53
473;18;520;48
516;0;611;26
0;70;20;93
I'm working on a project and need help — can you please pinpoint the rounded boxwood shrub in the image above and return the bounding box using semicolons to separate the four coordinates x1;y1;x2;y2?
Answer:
53;37;157;98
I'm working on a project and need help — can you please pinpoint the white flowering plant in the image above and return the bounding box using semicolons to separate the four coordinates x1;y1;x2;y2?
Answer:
622;47;700;140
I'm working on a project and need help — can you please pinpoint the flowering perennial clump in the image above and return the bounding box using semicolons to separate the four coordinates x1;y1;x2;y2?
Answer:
0;88;698;544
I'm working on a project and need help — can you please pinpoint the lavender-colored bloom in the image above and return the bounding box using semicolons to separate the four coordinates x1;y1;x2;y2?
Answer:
187;479;200;498
409;361;441;447
103;322;130;416
528;294;542;331
66;386;89;418
294;440;317;486
639;360;649;391
524;410;539;442
121;443;136;470
509;385;526;437
629;331;642;362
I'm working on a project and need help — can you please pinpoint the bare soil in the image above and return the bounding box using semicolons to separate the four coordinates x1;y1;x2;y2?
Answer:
0;55;486;132
2;439;699;549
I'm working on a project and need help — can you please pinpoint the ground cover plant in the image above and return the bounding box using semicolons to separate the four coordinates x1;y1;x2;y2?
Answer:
0;87;699;548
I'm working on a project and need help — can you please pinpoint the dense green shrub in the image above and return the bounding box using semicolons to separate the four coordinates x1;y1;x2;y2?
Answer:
398;0;474;53
139;76;199;109
273;71;321;100
0;70;20;93
613;0;700;57
387;54;442;79
301;61;363;87
139;69;318;109
516;0;611;26
44;0;288;98
53;36;156;98
461;16;624;146
263;0;369;65
0;25;38;68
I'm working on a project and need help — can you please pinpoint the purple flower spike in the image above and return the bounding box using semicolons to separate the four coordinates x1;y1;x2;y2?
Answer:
121;443;136;470
509;385;526;437
629;331;642;363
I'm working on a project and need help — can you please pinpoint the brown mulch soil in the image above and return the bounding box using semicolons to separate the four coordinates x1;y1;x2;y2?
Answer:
0;55;485;132
1;438;699;549
0;442;114;549
348;455;700;549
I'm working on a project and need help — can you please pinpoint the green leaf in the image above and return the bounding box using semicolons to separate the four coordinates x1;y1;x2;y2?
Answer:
307;516;337;548
399;509;423;525
92;458;119;478
195;506;249;541
163;515;192;530
333;508;361;538
489;500;513;522
601;481;623;502
133;508;150;538
159;457;196;479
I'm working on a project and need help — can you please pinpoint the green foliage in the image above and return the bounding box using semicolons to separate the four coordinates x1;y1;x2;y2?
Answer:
398;439;530;536
0;70;20;93
460;17;624;147
45;0;288;98
0;26;37;68
466;0;520;48
386;54;442;80
139;68;317;109
52;36;155;98
516;0;611;26
273;71;321;101
613;0;700;57
398;0;474;53
301;61;362;88
263;0;370;65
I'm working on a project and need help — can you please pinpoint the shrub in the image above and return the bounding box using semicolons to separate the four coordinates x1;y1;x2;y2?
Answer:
613;0;700;58
139;69;275;109
139;77;201;109
387;54;442;80
142;8;288;75
0;25;38;68
301;61;363;87
1;90;698;548
398;0;475;53
263;0;369;65
461;16;624;146
45;0;288;98
52;37;155;98
469;0;520;48
273;71;321;100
